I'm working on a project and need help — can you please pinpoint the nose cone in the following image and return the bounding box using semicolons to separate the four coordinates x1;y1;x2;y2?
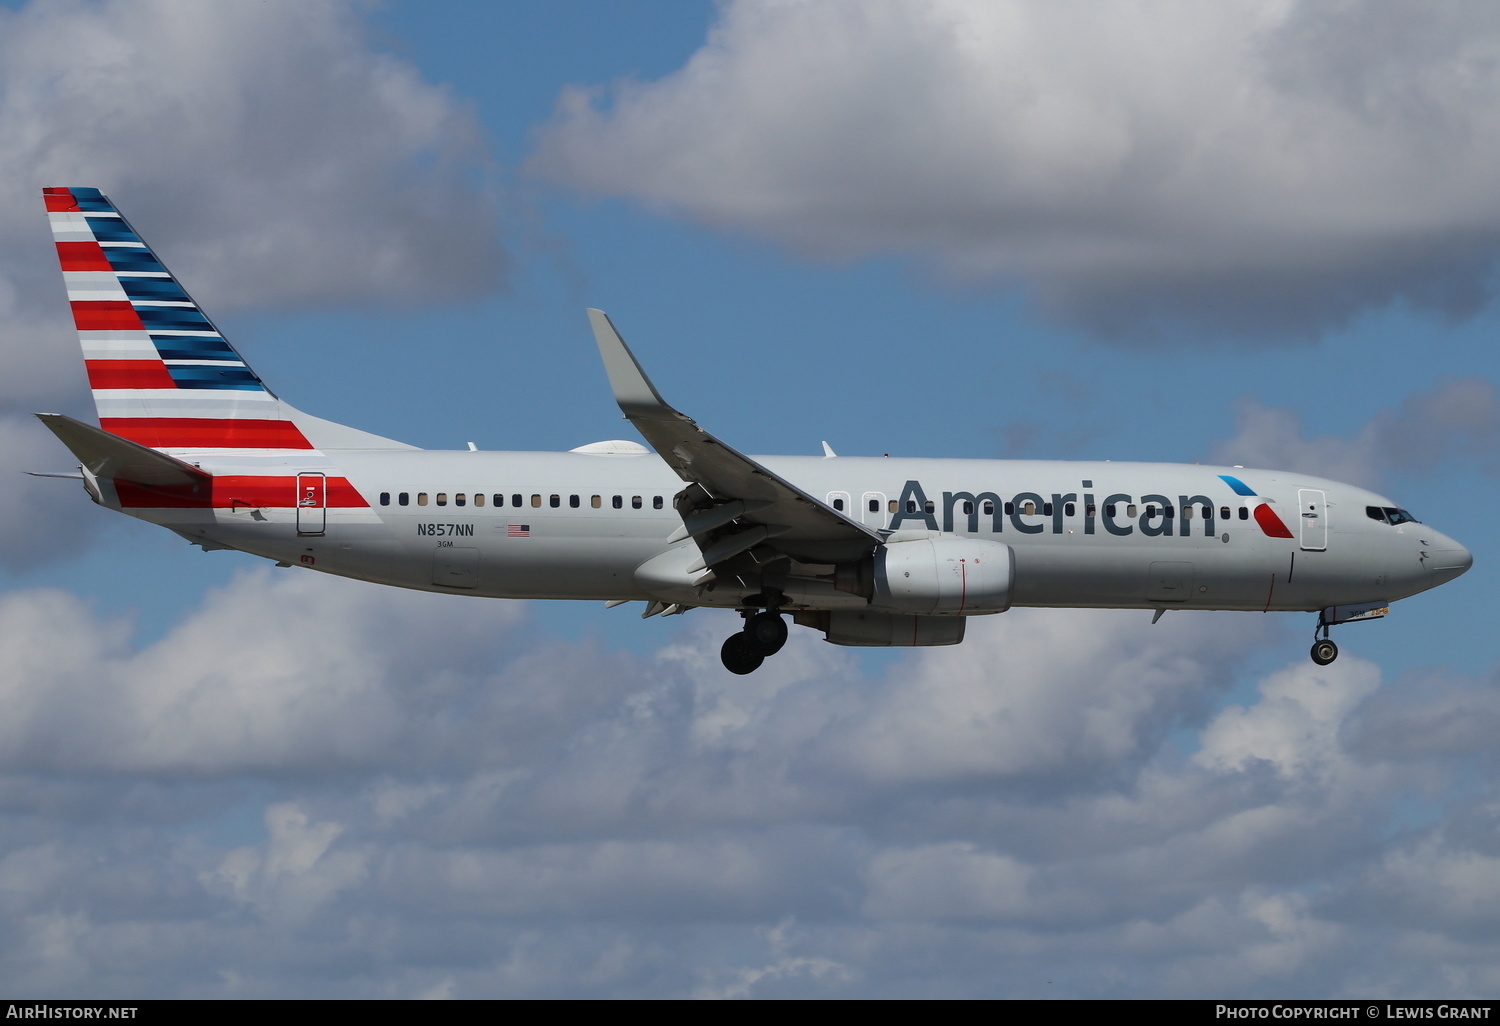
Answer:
1426;533;1472;579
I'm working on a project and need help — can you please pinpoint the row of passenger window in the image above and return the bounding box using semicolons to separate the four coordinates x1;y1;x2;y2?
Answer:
378;491;666;510
833;495;1255;520
379;488;1270;522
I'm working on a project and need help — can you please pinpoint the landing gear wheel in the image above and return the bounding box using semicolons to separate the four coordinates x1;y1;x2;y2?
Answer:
746;611;788;655
721;632;765;675
1311;638;1339;666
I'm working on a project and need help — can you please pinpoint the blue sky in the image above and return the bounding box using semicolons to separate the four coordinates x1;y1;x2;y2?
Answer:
0;0;1497;998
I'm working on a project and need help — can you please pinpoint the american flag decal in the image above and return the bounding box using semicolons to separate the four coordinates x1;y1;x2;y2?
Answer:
506;524;531;538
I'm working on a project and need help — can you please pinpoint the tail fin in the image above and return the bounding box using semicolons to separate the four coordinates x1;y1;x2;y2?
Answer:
43;187;413;453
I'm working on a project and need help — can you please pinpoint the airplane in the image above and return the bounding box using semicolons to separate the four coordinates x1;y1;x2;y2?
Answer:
32;186;1473;674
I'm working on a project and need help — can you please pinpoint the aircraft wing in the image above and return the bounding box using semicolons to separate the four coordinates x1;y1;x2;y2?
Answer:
588;309;883;566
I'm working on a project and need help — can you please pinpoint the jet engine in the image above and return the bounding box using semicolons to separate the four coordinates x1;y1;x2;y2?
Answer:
867;537;1015;615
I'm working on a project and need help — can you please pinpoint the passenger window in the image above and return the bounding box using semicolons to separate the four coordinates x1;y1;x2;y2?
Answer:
398;492;409;507
983;501;994;515
963;501;974;515
868;498;879;513
591;495;602;509
632;496;642;509
924;500;935;514
1127;504;1138;517
436;493;447;506
654;496;664;510
417;493;429;506
1238;507;1249;520
888;500;898;514
1182;506;1192;519
531;494;541;508
511;494;521;507
455;493;466;507
550;495;561;508
1145;505;1157;517
834;498;846;511
473;494;484;507
569;495;580;508
1105;504;1115;517
379;492;390;506
1043;502;1053;516
1220;506;1230;520
1064;502;1075;517
1163;505;1174;518
1023;501;1036;516
1085;504;1095;517
613;495;623;509
1005;502;1015;515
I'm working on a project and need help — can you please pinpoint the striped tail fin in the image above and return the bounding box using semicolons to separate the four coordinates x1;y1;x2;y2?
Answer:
43;186;407;455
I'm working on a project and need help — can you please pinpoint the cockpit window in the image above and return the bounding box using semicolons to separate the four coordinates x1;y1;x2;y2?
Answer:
1384;507;1419;525
1367;506;1387;523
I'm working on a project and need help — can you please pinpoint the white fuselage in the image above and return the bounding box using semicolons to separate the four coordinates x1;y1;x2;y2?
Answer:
110;448;1469;615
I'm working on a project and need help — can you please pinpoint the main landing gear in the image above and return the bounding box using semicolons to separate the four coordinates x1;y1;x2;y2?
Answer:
721;608;788;675
1310;618;1339;666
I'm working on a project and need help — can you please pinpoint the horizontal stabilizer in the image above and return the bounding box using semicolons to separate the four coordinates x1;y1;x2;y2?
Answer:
35;413;209;486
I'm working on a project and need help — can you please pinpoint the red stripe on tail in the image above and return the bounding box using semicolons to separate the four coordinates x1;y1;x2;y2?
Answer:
72;301;143;331
43;188;79;212
100;418;314;449
86;360;176;389
56;242;113;271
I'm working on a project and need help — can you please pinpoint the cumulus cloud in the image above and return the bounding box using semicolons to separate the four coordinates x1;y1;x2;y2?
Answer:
531;0;1500;340
1208;377;1500;489
0;564;1495;996
0;0;505;568
0;0;503;321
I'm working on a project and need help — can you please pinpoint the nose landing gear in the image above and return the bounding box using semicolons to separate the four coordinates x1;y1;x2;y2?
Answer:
1310;613;1339;666
1311;636;1339;665
720;607;789;675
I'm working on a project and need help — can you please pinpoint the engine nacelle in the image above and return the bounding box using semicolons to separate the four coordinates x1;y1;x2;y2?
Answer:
872;537;1014;614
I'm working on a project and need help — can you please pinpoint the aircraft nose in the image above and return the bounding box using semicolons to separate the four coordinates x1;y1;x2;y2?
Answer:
1425;535;1472;578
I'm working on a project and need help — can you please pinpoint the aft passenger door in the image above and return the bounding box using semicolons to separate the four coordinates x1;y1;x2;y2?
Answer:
1298;489;1327;551
296;473;326;536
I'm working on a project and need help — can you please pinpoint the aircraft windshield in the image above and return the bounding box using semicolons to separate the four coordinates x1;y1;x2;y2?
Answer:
1383;507;1419;525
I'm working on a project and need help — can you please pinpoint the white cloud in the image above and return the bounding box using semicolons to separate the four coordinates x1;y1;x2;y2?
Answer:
0;568;528;774
0;0;503;320
1208;377;1500;489
0;563;1493;995
531;0;1500;339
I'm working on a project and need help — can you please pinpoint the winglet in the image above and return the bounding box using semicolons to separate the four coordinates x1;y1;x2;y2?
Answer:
587;309;687;423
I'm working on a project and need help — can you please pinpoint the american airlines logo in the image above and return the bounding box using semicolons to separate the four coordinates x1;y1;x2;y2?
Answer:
887;479;1293;538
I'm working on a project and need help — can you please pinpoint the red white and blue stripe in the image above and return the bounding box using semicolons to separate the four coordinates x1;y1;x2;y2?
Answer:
44;186;315;453
1219;473;1294;539
44;187;371;514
